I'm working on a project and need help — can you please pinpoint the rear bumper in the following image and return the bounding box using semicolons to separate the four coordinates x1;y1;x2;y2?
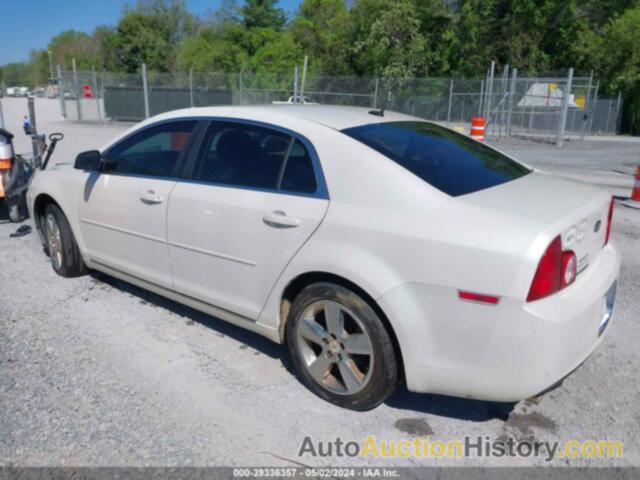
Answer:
378;243;621;401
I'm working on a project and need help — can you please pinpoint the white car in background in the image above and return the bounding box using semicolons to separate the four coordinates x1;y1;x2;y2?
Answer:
27;105;619;410
272;96;317;104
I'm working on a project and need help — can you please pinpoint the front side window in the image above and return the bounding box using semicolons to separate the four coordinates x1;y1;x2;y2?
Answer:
195;122;318;194
105;121;196;178
343;121;531;197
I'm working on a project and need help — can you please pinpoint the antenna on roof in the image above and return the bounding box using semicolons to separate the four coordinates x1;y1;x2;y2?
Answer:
368;108;385;117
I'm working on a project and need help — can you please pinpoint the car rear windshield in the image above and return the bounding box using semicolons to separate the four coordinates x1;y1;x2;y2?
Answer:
342;121;531;196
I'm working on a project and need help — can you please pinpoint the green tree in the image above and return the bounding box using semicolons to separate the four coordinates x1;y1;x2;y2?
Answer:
291;0;350;74
177;27;246;71
351;0;427;78
47;30;101;70
241;0;287;30
0;62;34;86
251;31;303;72
112;12;173;72
93;26;120;72
412;0;456;75
111;0;198;72
205;0;241;32
599;7;640;133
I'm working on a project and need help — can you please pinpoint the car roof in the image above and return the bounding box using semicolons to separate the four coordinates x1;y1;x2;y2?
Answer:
151;104;417;131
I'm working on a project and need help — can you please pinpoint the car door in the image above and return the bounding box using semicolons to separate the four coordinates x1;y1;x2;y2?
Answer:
167;121;329;320
77;120;198;289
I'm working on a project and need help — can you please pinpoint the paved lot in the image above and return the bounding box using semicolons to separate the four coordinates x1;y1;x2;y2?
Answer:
1;98;639;467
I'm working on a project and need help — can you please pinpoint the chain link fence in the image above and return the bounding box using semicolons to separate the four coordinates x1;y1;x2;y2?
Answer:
56;64;623;144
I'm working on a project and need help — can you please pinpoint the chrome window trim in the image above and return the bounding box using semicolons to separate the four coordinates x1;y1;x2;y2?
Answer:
102;116;330;200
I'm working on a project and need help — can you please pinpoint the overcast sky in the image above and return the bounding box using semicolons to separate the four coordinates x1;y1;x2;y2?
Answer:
0;0;302;65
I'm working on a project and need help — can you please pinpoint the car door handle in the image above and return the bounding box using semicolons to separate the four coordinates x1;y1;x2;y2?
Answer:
263;210;300;228
140;190;164;205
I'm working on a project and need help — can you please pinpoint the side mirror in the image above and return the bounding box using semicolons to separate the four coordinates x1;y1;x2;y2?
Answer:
74;150;102;171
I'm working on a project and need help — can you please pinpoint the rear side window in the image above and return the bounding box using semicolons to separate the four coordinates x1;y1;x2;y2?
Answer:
280;140;317;194
343;121;530;196
195;122;318;194
106;121;196;178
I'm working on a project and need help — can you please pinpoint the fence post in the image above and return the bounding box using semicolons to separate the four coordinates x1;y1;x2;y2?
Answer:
588;82;599;136
56;65;66;119
189;68;194;108
27;96;42;167
614;91;623;134
528;82;535;133
478;79;485;119
92;67;102;123
605;97;613;134
72;58;83;122
446;78;454;126
507;68;517;136
556;67;573;146
484;61;495;120
581;70;594;140
141;63;150;119
299;55;309;102
372;77;379;109
293;65;299;102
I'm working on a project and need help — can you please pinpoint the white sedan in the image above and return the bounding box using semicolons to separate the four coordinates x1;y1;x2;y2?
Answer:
27;105;620;410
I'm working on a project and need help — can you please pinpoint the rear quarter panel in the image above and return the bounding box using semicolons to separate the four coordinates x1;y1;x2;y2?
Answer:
256;131;545;335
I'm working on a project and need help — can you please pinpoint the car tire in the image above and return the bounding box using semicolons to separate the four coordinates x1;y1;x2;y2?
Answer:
286;282;398;410
43;203;88;277
7;194;28;223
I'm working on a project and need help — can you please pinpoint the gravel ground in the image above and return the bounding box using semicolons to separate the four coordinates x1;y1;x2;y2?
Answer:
1;98;639;468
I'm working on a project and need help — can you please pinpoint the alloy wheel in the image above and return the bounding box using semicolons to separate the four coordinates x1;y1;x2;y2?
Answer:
45;213;63;270
296;300;374;395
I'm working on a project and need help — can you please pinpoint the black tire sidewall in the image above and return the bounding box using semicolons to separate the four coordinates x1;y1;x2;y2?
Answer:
286;282;398;411
44;204;86;277
7;195;27;223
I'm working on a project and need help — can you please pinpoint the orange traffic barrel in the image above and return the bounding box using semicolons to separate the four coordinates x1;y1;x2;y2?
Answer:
632;165;640;202
470;116;485;141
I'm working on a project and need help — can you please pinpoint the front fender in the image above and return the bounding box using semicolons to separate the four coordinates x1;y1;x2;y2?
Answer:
29;169;87;259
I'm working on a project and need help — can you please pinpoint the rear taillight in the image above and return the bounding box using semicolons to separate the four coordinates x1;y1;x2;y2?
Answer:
527;236;562;301
604;196;614;246
0;158;12;170
527;235;577;302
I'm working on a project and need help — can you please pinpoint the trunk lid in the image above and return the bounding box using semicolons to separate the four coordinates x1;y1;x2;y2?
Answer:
460;171;611;275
